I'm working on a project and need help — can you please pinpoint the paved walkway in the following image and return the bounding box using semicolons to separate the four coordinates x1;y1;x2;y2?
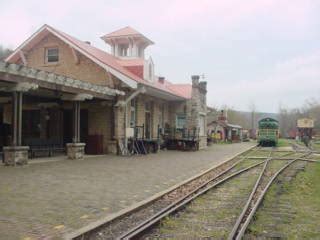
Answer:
0;142;254;240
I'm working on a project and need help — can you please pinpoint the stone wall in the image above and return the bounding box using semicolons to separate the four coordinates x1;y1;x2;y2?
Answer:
126;94;170;139
87;104;113;153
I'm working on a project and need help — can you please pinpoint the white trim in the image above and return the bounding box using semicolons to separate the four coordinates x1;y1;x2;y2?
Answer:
115;86;145;107
70;47;80;65
5;25;137;89
19;51;27;66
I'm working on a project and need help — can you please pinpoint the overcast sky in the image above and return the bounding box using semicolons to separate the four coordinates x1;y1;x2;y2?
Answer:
1;0;319;113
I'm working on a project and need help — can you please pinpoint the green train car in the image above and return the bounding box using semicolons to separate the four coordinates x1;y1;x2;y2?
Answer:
257;117;279;146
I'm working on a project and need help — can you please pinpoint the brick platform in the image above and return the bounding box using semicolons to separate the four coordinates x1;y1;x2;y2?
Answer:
0;142;254;239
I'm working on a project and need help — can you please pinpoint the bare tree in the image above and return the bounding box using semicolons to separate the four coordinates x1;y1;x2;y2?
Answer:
0;45;13;60
248;102;257;129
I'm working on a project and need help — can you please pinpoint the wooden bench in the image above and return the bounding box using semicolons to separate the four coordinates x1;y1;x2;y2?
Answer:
24;138;65;158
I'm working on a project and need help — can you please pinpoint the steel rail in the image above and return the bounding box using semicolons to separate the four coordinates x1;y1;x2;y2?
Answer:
229;152;311;240
227;151;273;240
257;157;319;163
118;159;267;240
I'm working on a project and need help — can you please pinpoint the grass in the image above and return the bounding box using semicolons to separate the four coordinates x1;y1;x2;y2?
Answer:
277;138;291;147
247;162;320;238
311;141;320;151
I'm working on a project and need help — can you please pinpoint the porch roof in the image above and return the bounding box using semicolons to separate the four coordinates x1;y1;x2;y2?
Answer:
0;62;124;100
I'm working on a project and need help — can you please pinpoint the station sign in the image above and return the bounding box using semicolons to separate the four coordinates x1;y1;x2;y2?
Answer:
297;118;314;128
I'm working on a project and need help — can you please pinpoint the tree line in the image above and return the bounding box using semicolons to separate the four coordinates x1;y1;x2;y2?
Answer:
279;99;320;137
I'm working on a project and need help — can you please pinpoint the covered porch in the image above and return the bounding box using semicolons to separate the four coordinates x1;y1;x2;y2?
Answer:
0;62;123;165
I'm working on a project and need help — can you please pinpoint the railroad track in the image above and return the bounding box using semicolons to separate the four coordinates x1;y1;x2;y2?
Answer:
118;158;268;239
71;147;319;240
71;146;258;240
228;151;311;240
70;147;260;240
115;149;315;240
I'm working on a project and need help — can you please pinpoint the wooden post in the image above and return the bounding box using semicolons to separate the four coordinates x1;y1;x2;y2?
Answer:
12;92;17;146
17;92;23;146
11;91;23;146
73;101;81;143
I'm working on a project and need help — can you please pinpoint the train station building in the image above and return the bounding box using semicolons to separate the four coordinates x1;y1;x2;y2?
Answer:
0;24;207;165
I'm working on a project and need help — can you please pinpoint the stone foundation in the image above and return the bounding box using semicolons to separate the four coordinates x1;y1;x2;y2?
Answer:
3;146;29;166
66;143;86;160
107;140;117;154
199;136;208;150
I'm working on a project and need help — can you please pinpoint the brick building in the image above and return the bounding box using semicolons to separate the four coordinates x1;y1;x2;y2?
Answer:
1;24;207;164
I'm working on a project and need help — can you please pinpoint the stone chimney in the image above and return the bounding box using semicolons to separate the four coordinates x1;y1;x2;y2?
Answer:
218;110;227;122
158;76;165;84
192;75;200;86
199;81;207;91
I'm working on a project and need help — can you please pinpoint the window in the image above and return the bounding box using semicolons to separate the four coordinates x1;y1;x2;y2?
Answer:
130;99;136;127
46;48;59;63
119;44;129;56
176;114;186;129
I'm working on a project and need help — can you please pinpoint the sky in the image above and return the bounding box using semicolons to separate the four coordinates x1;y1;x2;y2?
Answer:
1;0;320;113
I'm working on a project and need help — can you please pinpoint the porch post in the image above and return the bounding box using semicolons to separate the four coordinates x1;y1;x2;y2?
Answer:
73;101;81;143
12;91;18;146
3;91;29;166
66;100;85;160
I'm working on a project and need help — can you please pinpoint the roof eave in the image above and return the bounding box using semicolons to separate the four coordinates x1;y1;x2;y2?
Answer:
139;83;187;101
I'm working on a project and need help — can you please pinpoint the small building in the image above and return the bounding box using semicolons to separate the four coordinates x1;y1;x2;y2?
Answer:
207;110;243;142
1;24;208;165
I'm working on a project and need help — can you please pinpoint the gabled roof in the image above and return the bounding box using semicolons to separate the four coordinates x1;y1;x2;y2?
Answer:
5;24;140;89
5;24;191;99
101;26;154;44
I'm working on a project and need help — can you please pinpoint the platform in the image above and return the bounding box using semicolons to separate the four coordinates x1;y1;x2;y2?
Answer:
0;142;254;239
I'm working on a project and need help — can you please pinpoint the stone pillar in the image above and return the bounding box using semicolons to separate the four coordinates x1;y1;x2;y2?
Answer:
66;101;85;159
3;146;29;166
3;92;29;166
66;143;85;160
188;75;208;149
114;96;126;140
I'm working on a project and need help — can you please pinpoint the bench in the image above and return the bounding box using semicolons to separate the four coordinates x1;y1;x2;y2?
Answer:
24;138;65;158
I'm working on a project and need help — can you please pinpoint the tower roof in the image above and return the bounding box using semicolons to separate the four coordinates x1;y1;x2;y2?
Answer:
101;26;154;44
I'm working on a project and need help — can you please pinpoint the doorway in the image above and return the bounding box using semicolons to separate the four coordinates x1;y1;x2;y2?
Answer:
63;109;88;151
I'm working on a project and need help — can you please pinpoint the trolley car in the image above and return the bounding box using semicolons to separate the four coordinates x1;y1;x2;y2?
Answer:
257;117;279;146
